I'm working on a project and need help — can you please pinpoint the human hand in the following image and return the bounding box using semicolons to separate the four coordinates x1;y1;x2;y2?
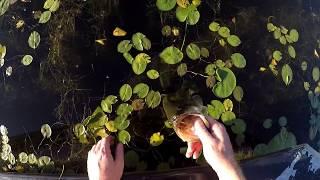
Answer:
87;136;124;180
185;117;245;180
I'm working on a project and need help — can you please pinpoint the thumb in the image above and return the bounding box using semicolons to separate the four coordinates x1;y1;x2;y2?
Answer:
194;120;215;143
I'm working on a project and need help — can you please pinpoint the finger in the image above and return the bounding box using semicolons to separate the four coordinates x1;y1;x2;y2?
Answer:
94;139;103;154
194;120;217;143
186;142;194;158
91;145;96;152
192;142;202;159
115;143;124;168
206;117;229;142
101;136;113;161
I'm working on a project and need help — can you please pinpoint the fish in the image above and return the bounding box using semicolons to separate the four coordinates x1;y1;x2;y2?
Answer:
95;39;107;45
113;27;127;37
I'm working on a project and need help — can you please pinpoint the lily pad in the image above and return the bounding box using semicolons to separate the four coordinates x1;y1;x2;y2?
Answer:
279;36;287;45
116;103;133;116
28;154;37;164
176;5;200;25
44;0;54;9
41;124;52;138
221;111;236;125
231;53;246;68
21;55;33;66
156;0;176;11
206;76;216;88
177;63;187;77
273;50;282;61
267;127;296;153
117;40;132;53
288;45;296;59
123;53;134;64
186;7;200;25
142;37;151;50
94;128;108;138
213;67;237;98
18;152;28;164
186;43;200;60
273;28;281;39
114;116;130;130
218;27;230;38
160;46;183;64
38;156;51;167
101;95;118;113
200;47;210;58
28;31;41;49
219;39;226;47
132;53;151;75
227;35;241;47
131;99;145;111
161;25;171;37
233;86;244;102
235;133;245;146
105;121;117;132
118;130;131;144
205;64;216;76
49;0;60;12
150;132;164;146
39;11;51;24
0;0;9;16
312;67;320;82
267;23;276;32
147;69;160;79
119;84;132;102
207;100;225;119
304;82;310;91
125;150;139;168
133;83;150;98
132;33;146;51
263;118;272;129
231;119;246;134
223;99;233;111
209;21;220;32
289;29;299;42
73;123;85;138
145;90;161;109
281;64;293;86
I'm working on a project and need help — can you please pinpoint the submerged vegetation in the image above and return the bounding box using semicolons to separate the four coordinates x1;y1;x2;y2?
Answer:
0;0;320;175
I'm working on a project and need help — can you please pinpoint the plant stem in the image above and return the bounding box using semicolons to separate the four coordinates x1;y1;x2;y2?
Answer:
180;22;188;51
187;71;208;78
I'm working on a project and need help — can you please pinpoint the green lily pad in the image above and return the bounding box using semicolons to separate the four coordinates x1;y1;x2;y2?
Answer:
114;116;130;130
288;45;296;58
176;5;200;25
267;23;276;32
28;154;37;164
221;111;236;125
8;153;15;165
28;31;41;49
231;119;246;134
119;84;132;102
177;63;187;77
44;0;54;9
132;33;146;51
147;69;160;79
209;21;220;32
41;124;52;138
200;47;210;58
223;99;233;111
267;127;296;153
101;95;118;113
156;0;176;11
205;64;215;76
117;40;132;53
213;67;237;98
279;36;287;45
118;130;131;144
125;150;139;168
73;123;85;138
160;46;183;64
227;35;241;47
21;55;33;66
285;34;293;44
186;43;200;60
145;90;161;109
273;28;281;39
207;100;225;119
49;0;60;12
281;64;293;86
133;83;150;98
176;6;189;22
116;103;133;116
39;11;51;24
233;86;244;102
273;50;282;61
218;27;230;38
312;67;320;82
231;53;246;68
278;116;287;127
18;152;28;164
186;7;200;25
132;53;151;75
161;25;171;37
38;156;51;167
123;53;134;64
289;29;299;42
280;26;288;34
253;143;268;156
142;37;151;50
263;118;272;129
301;61;307;71
0;0;9;16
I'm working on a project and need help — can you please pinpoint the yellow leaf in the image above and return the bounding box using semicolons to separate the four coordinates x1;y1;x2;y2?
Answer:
94;128;109;138
105;121;117;132
149;132;164;146
259;67;267;72
95;39;107;45
177;0;189;8
271;59;277;66
113;27;127;37
172;26;180;36
16;20;24;29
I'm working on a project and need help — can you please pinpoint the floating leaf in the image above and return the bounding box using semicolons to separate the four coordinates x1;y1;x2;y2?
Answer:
73;123;85;138
142;37;151;50
38;156;51;167
147;69;160;79
186;7;200;25
280;26;288;34
21;55;33;66
177;0;189;8
200;47;209;58
231;53;246;68
278;116;287;127
233;86;244;102
231;119;246;134
156;0;176;11
0;0;9;16
205;64;215;76
39;11;51;24
209;21;220;32
150;132;164;146
161;25;171;37
227;35;241;47
132;53;150;75
218;27;230;38
94;128;108;138
312;67;320;82
273;28;281;39
133;83;150;98
131;99;145;111
267;127;296;153
223;99;233;111
267;23;276;32
288;45;296;59
301;61;307;71
18;152;28;164
177;63;187;77
160;46;183;64
304;82;310;91
279;36;287;45
123;53;134;64
132;33;146;51
273;50;282;61
285;34;293;44
41;124;52;138
28;154;37;164
207;100;225;119
118;130;131;144
213;67;237;98
186;43;200;60
125;150;139;168
146;90;161;108
119;84;132;102
289;29;299;42
105;121;117;132
44;0;54;9
113;27;127;37
176;5;200;25
221;111;236;125
101;95;118;113
253;144;268;156
28;31;41;49
117;40;132;53
114;116;130;130
206;76;216;88
281;64;293;86
8;153;15;165
263;118;272;129
116;103;133;116
219;39;226;47
171;26;180;36
176;6;189;22
49;0;60;12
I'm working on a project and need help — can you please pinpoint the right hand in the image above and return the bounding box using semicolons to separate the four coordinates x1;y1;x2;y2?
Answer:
185;117;245;180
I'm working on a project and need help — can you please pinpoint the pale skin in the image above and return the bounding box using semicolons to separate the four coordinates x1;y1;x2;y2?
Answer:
87;117;245;180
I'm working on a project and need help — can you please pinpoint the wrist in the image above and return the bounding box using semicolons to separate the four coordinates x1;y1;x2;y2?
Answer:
210;159;245;180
